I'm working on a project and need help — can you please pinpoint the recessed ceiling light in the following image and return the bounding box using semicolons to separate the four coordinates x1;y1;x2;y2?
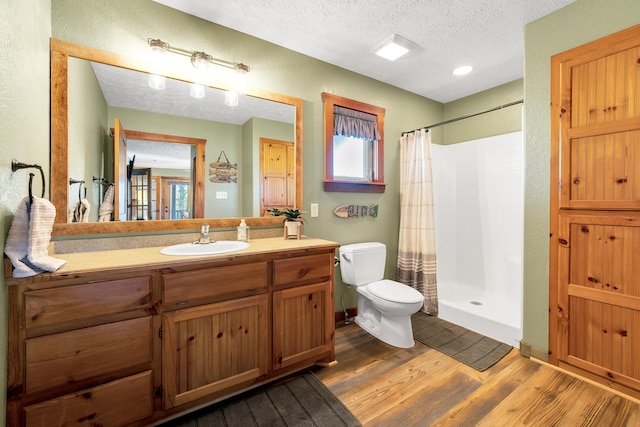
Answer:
453;65;473;76
371;34;415;61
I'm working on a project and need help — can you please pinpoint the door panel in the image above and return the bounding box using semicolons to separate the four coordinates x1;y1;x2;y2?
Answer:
162;295;269;409
113;117;128;221
260;138;294;215
550;24;640;397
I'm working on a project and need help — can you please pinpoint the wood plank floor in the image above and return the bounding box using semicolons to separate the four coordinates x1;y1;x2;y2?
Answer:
313;323;640;426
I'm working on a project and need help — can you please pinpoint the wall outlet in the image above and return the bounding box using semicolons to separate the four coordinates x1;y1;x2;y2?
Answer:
310;203;319;217
216;191;228;199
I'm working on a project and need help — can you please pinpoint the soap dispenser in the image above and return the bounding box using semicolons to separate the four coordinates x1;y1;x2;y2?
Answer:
237;219;249;242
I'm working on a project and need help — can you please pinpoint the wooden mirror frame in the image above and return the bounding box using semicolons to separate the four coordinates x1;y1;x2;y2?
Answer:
50;38;303;236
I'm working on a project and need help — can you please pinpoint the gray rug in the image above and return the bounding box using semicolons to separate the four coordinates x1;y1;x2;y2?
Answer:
412;312;512;372
161;372;361;426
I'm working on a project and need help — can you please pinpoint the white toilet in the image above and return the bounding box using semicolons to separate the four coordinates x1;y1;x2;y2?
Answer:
339;242;425;348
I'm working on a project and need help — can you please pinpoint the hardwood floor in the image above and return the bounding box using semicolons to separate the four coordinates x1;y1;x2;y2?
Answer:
313;323;640;426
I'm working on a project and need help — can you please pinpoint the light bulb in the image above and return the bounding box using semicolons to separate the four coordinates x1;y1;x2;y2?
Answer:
225;91;238;107
148;74;165;90
190;83;205;99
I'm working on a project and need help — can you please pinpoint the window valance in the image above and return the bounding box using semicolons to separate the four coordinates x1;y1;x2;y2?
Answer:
334;106;380;141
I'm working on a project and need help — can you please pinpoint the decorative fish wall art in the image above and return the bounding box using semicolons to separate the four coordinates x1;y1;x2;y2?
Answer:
334;204;379;218
209;151;238;183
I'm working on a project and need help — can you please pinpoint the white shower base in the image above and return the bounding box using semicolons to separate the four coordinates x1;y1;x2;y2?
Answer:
437;281;522;348
432;131;524;349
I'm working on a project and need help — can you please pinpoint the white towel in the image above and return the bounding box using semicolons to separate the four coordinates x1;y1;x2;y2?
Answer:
5;196;66;278
98;184;114;222
5;197;35;278
70;198;91;223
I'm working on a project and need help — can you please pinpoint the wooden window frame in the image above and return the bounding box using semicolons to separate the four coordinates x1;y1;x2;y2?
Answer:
322;92;386;193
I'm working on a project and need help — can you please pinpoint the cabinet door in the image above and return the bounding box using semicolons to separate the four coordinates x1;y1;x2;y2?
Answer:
24;371;153;427
273;281;334;370
26;317;152;396
556;213;640;393
162;295;269;409
550;24;640;397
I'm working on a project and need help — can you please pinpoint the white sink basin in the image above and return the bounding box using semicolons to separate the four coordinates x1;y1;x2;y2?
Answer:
160;241;249;256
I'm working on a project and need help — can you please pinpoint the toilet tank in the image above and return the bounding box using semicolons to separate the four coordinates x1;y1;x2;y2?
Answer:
339;242;386;286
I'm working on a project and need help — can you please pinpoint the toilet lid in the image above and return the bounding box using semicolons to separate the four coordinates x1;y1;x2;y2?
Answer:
367;280;425;304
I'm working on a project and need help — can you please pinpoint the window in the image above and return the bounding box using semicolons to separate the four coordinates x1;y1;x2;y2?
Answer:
322;92;386;193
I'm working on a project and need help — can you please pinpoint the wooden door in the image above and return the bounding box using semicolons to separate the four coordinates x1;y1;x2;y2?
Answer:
113;118;129;221
260;138;294;215
549;24;640;398
161;295;269;409
273;281;333;370
160;177;190;219
130;168;152;220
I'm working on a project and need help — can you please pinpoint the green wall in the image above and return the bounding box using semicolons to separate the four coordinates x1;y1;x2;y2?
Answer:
68;57;107;222
441;79;523;145
523;0;640;356
0;0;52;422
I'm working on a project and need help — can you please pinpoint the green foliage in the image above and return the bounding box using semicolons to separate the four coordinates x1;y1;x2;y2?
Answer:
268;208;306;223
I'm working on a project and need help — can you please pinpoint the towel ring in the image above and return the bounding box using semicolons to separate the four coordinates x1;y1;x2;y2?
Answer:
69;178;85;201
12;159;45;202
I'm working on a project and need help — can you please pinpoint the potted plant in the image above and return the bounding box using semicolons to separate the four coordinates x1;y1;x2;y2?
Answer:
268;208;305;239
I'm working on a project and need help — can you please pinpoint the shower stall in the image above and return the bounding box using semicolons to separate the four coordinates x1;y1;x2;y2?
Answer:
431;131;523;347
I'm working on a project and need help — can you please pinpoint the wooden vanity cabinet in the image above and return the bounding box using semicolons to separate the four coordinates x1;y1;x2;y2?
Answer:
6;272;157;427
5;241;337;427
272;253;335;370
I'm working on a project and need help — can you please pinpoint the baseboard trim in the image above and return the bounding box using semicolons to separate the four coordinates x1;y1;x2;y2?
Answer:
531;358;640;404
519;340;548;361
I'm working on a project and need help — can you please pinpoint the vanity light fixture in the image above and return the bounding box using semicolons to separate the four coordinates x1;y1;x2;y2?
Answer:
147;38;250;104
148;38;169;90
370;34;415;61
190;51;209;99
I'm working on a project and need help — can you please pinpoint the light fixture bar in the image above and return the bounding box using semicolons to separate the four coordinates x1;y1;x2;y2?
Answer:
148;38;250;73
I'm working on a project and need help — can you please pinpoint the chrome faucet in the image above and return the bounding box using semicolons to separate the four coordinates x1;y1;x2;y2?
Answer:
195;224;213;244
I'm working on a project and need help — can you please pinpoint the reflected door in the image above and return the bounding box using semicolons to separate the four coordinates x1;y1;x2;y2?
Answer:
161;177;191;219
113;118;128;221
130;169;152;220
260;138;294;216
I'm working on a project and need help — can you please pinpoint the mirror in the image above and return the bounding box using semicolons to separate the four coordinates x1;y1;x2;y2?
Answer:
51;38;303;236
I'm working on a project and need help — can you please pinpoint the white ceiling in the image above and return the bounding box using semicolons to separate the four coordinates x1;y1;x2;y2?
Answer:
90;62;294;169
153;0;575;103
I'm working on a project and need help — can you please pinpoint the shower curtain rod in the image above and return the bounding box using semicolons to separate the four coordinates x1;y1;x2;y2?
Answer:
401;99;524;135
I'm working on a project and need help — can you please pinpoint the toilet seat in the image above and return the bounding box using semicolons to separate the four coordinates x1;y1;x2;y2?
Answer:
367;280;424;304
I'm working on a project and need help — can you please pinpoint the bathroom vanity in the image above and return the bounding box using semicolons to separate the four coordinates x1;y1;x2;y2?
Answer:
5;237;338;426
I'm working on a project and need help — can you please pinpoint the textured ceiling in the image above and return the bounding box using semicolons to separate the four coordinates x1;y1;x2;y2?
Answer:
91;62;294;169
153;0;575;103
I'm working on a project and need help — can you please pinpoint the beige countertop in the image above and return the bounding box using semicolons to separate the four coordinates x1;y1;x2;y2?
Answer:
46;236;339;276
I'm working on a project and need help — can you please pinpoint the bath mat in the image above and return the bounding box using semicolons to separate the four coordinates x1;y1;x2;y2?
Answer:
159;371;361;426
412;312;512;372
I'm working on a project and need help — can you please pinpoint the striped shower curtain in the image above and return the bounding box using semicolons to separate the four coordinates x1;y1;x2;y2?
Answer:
397;129;438;314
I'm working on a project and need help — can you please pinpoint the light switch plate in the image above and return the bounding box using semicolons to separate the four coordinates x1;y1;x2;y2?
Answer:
310;203;319;217
216;191;228;199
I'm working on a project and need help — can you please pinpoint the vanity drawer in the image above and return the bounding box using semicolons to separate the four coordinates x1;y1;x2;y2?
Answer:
273;253;333;286
163;261;268;304
24;276;152;330
23;370;153;427
25;316;152;395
